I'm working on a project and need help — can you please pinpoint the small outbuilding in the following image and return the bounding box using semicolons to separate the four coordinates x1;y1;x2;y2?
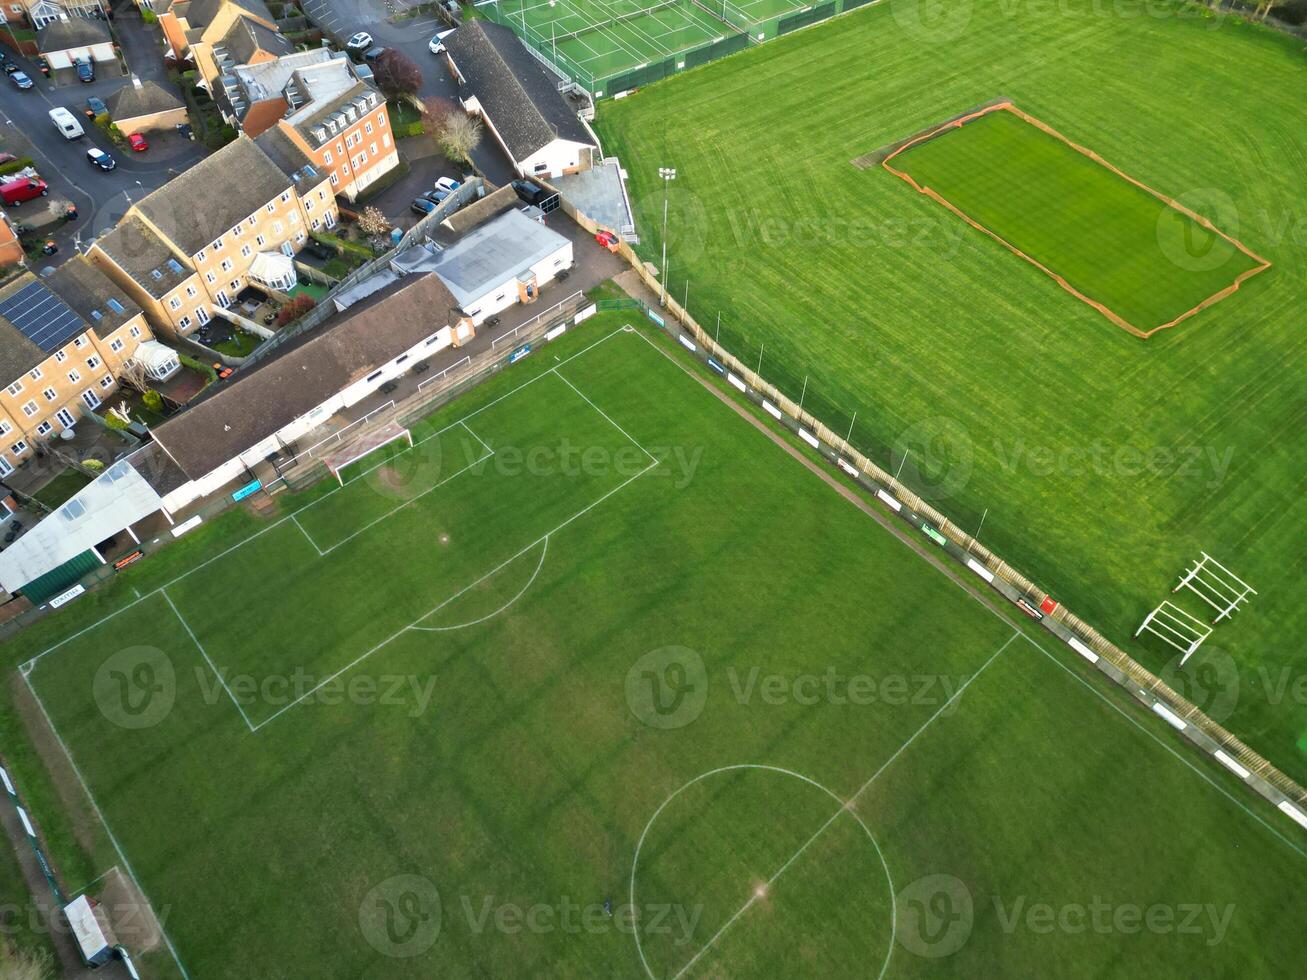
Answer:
37;16;115;70
106;77;189;133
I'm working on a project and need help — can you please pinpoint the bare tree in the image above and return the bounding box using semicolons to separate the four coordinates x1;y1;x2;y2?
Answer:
357;206;390;236
439;112;483;166
118;358;149;393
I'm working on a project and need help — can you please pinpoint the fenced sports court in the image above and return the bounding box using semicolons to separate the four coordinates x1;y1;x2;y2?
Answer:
478;0;878;97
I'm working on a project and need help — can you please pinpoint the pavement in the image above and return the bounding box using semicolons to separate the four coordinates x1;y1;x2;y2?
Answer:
0;0;207;264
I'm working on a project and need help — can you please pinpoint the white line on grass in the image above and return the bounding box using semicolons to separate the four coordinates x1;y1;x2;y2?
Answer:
20;673;193;980
290;514;325;556
251;459;659;732
552;367;659;463
623;324;1307;856
461;418;494;458
163;590;256;733
668;631;1017;980
410;536;549;633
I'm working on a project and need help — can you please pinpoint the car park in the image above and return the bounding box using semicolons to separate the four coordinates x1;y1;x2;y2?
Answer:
9;71;32;90
1;177;49;206
434;176;460;193
428;28;457;54
75;59;94;83
49;107;85;140
86;147;116;171
127;132;149;152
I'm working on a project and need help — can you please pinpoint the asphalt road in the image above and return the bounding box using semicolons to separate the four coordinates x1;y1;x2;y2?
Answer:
0;1;206;263
296;0;516;184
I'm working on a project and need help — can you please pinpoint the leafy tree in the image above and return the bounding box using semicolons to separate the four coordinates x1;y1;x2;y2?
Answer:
423;98;482;165
275;295;316;326
373;49;422;98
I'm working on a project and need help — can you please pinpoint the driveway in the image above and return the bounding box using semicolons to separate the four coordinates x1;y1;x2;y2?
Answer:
0;0;206;263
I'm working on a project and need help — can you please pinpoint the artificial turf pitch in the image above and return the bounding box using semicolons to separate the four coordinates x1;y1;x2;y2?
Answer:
596;0;1307;790
6;318;1305;977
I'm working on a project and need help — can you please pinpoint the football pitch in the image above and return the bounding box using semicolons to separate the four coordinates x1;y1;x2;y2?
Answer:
9;319;1306;977
596;0;1307;789
881;103;1269;337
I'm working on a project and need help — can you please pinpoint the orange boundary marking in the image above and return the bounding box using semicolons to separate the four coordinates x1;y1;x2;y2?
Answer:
881;103;1272;339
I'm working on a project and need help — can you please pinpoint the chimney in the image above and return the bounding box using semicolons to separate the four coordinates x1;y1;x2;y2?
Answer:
132;75;143;90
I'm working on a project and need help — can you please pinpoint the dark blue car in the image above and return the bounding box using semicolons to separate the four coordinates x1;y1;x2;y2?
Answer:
75;59;94;83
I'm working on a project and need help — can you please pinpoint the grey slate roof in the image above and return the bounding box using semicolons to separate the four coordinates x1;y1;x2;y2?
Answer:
254;126;322;194
440;184;517;236
45;257;144;338
106;79;185;122
430;208;567;309
0;276;56;381
218;16;291;64
94;217;194;300
131;137;293;257
38;16;110;52
151;272;460;479
187;0;274;30
444;21;595;162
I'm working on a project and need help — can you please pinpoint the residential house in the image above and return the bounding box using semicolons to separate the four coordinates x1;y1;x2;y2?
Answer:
6;0;103;31
158;0;283;91
88;136;336;339
443;21;598;180
0;211;24;268
226;48;398;201
105;76;189;134
36;13;114;69
0;259;155;478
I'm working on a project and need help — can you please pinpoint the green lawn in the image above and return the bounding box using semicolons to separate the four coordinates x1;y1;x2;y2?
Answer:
2;318;1304;977
595;0;1307;786
884;104;1266;334
30;469;91;510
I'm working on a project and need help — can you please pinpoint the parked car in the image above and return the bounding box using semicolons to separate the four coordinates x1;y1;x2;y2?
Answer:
1;60;19;75
84;95;107;118
423;188;450;204
410;196;437;215
363;46;387;63
345;31;373;52
434;176;460;193
428;28;456;54
127;132;148;152
1;178;49;206
10;71;32;90
175;122;194;140
595;230;620;250
438;0;461;21
75;59;94;83
49;107;84;140
86;147;116;171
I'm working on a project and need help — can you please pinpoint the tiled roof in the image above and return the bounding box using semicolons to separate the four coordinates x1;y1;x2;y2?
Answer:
45;257;143;338
37;17;111;52
94;217;194;300
106;79;185;122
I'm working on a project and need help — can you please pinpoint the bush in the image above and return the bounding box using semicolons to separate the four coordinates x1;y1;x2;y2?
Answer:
275;294;316;326
0;156;35;176
372;49;422;97
143;389;163;412
141;7;158;22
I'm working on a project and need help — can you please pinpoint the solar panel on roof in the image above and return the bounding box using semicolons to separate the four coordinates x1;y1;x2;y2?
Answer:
0;280;85;353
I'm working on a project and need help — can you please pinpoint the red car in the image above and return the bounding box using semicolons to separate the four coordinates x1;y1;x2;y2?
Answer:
127;132;148;152
0;177;48;206
595;230;619;251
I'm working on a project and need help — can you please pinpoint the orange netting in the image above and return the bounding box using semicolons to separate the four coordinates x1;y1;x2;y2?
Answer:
881;102;1272;339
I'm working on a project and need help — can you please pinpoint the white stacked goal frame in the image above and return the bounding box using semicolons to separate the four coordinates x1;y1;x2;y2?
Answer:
1172;552;1257;624
321;423;414;486
1135;601;1212;665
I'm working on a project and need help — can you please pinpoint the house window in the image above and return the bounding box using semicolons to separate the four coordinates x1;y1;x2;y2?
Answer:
0;456;11;478
206;272;216;284
54;350;66;363
110;339;125;352
55;407;75;429
196;249;206;262
169;297;182;310
247;216;256;227
130;325;141;338
5;381;21;397
383;134;391;148
196;307;210;325
67;369;80;383
74;336;87;349
10;440;27;456
0;420;8;435
323;150;332;165
329;173;339;187
21;401;37;417
42;387;56;401
36;421;51;436
272;221;283;235
364;121;373;134
232;224;243;237
280;191;290;203
87;356;101;370
305;198;314;212
221;259;233;272
99;375;113;390
241;244;252;258
266;203;275;213
186;285;197;298
229;280;239;291
211;238;223;251
28;367;41;381
81;389;99;410
256;235;266;247
311;218;320;230
179;315;191;331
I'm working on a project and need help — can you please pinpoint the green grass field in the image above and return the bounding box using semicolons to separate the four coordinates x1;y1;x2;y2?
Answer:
883;104;1267;334
4;319;1305;977
595;0;1307;786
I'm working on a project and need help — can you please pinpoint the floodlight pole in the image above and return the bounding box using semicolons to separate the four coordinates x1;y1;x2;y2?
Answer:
658;166;676;306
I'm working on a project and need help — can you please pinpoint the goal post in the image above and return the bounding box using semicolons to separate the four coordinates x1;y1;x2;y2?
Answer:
1135;601;1212;665
1172;552;1256;624
320;423;414;486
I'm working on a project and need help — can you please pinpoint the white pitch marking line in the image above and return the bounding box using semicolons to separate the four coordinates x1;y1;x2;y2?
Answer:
20;673;194;980
460;418;494;457
552;368;658;463
410;536;549;633
252;458;659;732
163;590;255;733
669;631;1017;980
290;514;325;556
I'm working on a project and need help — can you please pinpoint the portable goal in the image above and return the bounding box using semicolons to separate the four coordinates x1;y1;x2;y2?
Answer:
1172;552;1256;624
1135;601;1212;665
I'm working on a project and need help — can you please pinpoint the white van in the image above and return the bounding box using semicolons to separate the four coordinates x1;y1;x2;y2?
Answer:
49;107;84;140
